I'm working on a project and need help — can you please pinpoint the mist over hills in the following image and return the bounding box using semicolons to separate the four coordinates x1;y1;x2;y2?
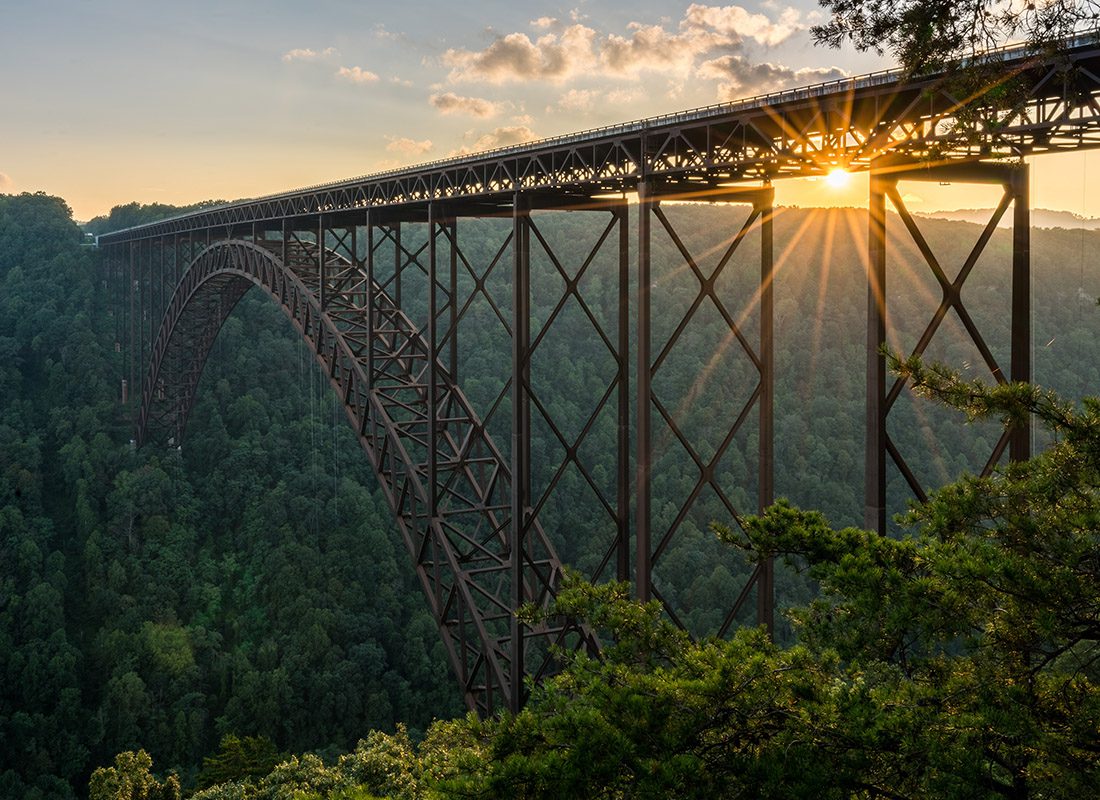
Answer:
916;207;1100;229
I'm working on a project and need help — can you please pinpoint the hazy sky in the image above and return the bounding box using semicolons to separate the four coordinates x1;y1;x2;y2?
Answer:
2;1;1096;220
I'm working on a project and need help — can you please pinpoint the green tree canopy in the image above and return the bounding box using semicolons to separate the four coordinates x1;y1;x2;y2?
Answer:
813;0;1100;74
438;360;1099;799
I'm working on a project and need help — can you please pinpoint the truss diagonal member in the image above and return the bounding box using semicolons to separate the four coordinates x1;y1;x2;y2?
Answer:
866;160;1030;533
650;205;764;375
136;236;594;715
883;185;1013;412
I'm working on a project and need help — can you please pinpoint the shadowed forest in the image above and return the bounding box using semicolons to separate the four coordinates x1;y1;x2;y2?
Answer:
2;192;1098;798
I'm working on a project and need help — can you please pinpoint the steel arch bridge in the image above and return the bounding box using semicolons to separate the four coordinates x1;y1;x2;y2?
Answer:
98;31;1100;714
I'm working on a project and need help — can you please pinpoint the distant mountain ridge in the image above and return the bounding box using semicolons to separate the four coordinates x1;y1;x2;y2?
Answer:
916;207;1100;229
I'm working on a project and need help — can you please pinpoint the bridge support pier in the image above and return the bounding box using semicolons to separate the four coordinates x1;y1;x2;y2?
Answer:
503;195;634;711
866;159;1031;533
635;182;775;635
511;194;531;713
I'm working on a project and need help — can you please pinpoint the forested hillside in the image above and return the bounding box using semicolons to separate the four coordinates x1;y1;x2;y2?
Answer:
2;192;1097;797
0;194;460;799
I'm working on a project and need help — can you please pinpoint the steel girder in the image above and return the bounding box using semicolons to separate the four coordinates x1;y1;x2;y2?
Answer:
135;229;601;714
98;34;1100;247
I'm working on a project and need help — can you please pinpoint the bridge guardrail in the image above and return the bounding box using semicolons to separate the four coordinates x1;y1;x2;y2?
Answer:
99;27;1100;240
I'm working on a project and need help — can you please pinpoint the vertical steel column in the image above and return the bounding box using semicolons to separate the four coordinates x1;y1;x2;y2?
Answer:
636;180;653;601
281;220;288;272
449;219;459;381
866;170;889;534
616;201;631;584
156;237;164;338
350;224;359;313
394;221;402;309
113;245;121;349
129;241;137;399
140;239;147;400
757;190;775;633
318;215;327;310
428;202;440;516
510;193;531;713
366;211;376;384
1010;165;1031;462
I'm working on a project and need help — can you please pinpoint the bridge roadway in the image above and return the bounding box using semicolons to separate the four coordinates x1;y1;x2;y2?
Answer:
98;31;1100;243
98;31;1100;714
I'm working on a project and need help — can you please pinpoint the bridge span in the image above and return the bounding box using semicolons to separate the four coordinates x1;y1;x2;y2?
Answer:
98;32;1100;714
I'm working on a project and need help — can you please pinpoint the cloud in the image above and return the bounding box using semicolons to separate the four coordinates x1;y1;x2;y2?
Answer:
683;4;802;47
372;23;401;42
336;66;380;84
452;125;539;155
442;24;597;83
600;22;729;77
698;55;846;99
430;92;501;117
556;88;597;112
606;87;643;105
441;5;808;85
0;172;12;191
282;47;337;62
473;125;538;149
386;136;433;156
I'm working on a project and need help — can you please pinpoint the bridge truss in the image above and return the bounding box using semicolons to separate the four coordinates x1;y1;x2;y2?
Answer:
98;32;1100;713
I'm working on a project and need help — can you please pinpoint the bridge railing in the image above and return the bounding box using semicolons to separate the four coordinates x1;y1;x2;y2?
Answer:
98;27;1100;243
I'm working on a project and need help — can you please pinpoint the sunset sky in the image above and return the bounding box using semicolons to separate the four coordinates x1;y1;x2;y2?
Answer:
2;0;1097;221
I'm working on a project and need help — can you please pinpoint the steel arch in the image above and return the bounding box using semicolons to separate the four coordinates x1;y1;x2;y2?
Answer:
139;238;597;714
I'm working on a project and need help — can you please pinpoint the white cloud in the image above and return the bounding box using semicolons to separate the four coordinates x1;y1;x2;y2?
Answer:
600;22;728;78
699;55;846;98
0;172;12;191
373;23;400;42
386;136;433;156
452;125;539;155
430;92;501;117
556;88;597;111
683;4;802;47
474;125;538;149
442;24;597;83
606;87;643;105
441;5;810;85
336;66;380;84
282;46;337;62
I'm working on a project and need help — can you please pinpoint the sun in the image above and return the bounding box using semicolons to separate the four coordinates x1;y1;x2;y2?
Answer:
825;167;850;189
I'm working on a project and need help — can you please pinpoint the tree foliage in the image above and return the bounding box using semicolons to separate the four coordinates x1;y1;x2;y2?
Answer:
442;361;1099;799
88;751;180;800
182;357;1099;798
4;192;1099;797
813;0;1100;74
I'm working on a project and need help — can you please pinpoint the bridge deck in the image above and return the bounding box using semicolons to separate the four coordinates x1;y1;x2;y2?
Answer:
99;32;1100;244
